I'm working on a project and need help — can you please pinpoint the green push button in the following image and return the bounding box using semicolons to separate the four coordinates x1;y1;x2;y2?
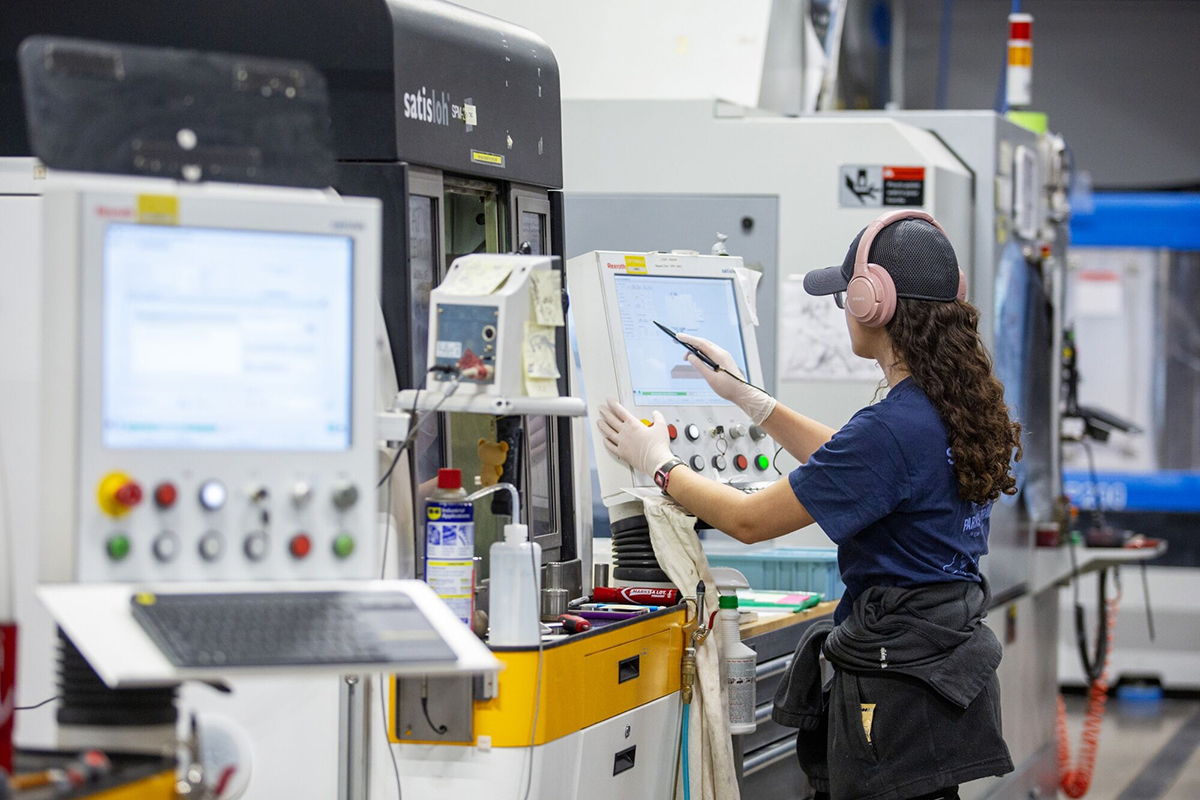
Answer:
106;534;131;561
755;455;770;472
333;534;355;559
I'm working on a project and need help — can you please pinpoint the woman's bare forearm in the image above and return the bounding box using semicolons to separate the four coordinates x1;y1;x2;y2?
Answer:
664;467;814;544
758;403;836;464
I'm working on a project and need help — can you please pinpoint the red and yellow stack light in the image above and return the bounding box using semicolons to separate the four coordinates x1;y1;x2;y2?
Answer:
1006;13;1034;109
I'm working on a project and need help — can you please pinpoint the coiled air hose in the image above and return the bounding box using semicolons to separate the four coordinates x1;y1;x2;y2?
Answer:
1056;569;1121;798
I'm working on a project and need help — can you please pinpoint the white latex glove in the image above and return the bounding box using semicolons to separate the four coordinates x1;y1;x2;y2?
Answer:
596;398;676;478
676;333;777;425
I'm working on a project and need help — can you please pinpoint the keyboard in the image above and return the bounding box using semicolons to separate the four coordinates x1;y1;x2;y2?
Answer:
130;591;458;669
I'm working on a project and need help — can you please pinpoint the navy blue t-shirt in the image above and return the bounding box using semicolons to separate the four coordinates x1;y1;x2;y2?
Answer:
789;378;990;624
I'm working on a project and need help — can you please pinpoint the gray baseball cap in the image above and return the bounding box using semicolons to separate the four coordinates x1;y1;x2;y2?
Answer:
803;218;961;302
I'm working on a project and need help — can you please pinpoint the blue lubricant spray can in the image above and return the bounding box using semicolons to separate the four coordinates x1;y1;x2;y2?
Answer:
424;468;475;624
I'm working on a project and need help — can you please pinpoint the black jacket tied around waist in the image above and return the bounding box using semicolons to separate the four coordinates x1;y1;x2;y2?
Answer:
772;580;1013;800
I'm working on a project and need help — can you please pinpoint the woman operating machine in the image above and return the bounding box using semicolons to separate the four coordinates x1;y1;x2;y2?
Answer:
598;210;1020;800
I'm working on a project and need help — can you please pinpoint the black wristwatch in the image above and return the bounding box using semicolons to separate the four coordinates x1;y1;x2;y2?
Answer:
654;458;687;495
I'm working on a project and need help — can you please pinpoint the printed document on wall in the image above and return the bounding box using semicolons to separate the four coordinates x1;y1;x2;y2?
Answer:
780;277;882;382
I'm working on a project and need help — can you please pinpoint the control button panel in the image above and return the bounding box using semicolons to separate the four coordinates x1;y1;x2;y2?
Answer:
84;468;368;581
651;412;775;488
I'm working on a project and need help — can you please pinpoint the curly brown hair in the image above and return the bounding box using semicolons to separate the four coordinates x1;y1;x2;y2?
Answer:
886;297;1022;503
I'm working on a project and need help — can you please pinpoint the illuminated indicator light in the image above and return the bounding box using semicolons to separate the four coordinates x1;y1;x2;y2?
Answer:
290;534;313;559
106;535;131;561
685;424;700;441
755;455;770;471
154;482;177;509
668;424;678;441
1009;16;1032;41
1007;45;1032;67
735;455;749;471
333;535;355;559
97;472;143;518
198;480;227;511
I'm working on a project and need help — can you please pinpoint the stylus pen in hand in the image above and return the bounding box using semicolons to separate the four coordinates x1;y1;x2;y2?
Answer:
652;320;771;396
652;320;720;370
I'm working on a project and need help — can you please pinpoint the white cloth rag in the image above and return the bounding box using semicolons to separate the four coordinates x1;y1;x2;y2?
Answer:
643;496;740;800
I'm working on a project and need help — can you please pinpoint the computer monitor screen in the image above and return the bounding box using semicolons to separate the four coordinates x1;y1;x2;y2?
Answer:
101;224;354;451
612;274;749;406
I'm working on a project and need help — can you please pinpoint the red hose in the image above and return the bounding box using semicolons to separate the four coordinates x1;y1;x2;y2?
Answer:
1056;586;1121;798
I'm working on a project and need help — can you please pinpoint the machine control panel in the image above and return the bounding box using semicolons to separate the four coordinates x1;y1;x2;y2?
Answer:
567;251;777;506
39;175;381;584
91;469;363;572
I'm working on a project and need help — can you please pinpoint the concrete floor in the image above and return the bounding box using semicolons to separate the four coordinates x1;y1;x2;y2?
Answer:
1061;695;1200;800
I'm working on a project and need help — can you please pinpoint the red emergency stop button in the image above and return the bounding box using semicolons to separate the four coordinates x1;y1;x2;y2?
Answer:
735;454;749;471
289;533;312;559
668;424;678;441
97;472;143;518
154;482;177;509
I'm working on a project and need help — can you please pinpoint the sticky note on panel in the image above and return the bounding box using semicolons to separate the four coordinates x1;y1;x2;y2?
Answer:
439;258;512;296
523;322;560;380
530;269;565;326
524;376;558;398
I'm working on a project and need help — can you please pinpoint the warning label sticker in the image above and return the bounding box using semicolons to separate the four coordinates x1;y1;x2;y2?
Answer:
839;165;926;208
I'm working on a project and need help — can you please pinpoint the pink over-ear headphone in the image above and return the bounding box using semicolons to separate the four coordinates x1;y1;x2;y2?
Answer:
844;209;968;328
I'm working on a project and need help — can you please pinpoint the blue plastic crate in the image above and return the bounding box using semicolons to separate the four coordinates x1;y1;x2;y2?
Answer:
706;547;844;599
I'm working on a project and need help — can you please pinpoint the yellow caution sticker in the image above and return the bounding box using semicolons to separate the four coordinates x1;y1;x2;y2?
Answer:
470;150;506;168
136;194;179;225
135;592;157;606
624;255;647;275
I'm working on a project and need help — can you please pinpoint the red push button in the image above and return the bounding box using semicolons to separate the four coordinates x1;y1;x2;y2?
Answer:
735;454;749;471
289;533;312;559
668;424;678;441
97;472;143;518
154;482;177;509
